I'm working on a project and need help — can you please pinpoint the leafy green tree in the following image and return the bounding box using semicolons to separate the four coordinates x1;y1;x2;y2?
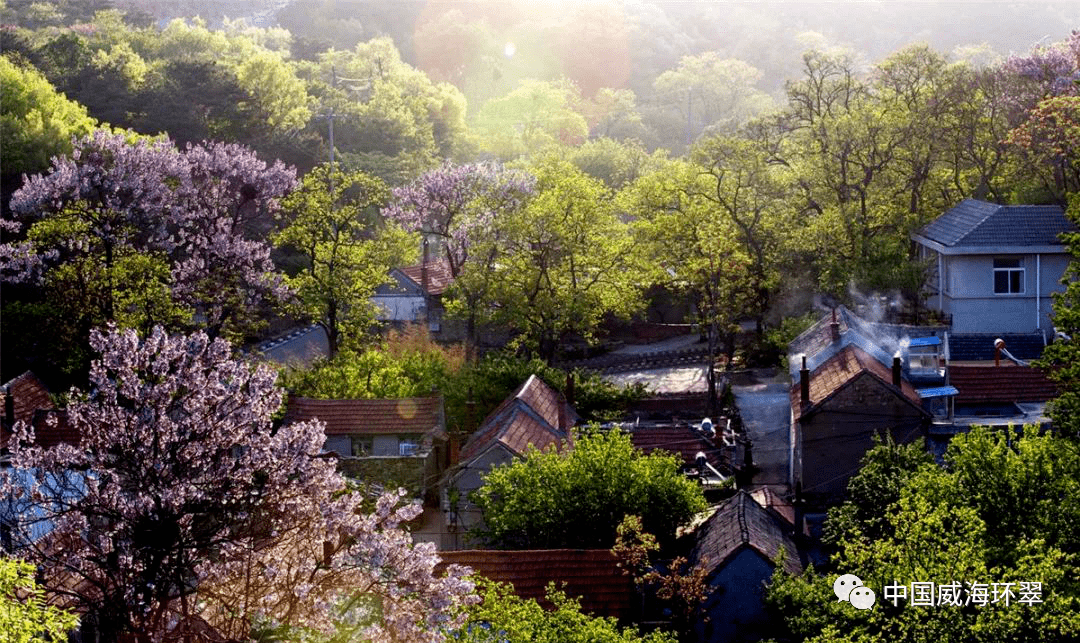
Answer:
472;430;706;549
623;157;756;371
298;39;470;181
0;557;79;643
491;156;644;361
1038;195;1080;436
276;164;416;357
766;426;1080;643
473;79;589;160
649;52;774;149
458;580;676;643
280;326;465;401
0;56;98;177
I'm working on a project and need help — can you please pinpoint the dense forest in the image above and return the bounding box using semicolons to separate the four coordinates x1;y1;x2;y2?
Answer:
3;0;1080;388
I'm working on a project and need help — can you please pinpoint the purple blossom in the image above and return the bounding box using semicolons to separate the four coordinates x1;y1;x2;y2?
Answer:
1;132;297;337
0;325;474;640
382;161;534;276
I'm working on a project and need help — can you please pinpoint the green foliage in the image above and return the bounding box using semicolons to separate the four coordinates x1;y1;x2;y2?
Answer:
276;164;416;356
822;435;936;547
472;429;706;549
0;557;79;643
281;325;464;400
459;580;676;643
491;156;645;360
0;56;97;175
472;79;588;159
1038;194;1080;436
767;426;1080;643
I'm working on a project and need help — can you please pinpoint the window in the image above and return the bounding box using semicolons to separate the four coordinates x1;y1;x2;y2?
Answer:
993;258;1024;294
350;436;372;457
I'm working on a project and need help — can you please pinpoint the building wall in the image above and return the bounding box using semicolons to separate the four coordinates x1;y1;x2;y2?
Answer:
372;294;426;322
798;374;925;506
696;548;775;643
935;253;1068;333
447;445;514;544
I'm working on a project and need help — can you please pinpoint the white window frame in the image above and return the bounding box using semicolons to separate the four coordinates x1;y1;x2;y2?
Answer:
993;257;1024;295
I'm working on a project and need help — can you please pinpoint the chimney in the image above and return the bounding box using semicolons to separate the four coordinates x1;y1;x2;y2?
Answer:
448;431;461;467
564;371;575;409
800;355;810;405
421;236;430;296
892;355;902;387
829;308;840;342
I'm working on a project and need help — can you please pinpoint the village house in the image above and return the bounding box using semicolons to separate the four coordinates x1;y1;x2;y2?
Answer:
371;258;457;338
443;375;578;547
787;308;935;507
283;395;448;502
912;199;1075;335
689;489;805;643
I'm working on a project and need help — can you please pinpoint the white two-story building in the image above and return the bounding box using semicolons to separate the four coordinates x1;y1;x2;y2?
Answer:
911;199;1075;335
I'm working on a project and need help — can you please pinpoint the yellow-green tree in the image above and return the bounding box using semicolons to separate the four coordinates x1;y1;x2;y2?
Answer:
1;558;78;643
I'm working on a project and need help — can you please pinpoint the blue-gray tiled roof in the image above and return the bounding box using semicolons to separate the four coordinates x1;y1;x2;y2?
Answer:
917;199;1072;248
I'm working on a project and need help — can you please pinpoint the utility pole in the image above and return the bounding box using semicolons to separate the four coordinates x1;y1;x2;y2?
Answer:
328;64;336;199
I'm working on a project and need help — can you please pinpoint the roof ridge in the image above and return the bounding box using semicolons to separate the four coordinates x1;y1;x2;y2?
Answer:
954;200;1002;245
737;491;749;545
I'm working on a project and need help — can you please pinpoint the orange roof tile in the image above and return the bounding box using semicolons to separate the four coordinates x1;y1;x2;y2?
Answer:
459;375;578;462
949;365;1058;404
284;396;443;436
791;345;924;419
436;549;636;619
398;259;454;296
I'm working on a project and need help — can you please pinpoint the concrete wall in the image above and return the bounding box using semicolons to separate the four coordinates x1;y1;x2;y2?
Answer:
797;373;925;506
935;253;1069;333
696;548;775;643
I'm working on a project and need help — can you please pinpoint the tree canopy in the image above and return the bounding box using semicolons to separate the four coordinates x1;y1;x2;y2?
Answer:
766;428;1080;643
0;325;474;642
471;429;706;549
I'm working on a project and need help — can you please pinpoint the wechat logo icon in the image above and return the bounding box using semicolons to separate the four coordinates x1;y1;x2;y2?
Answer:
834;573;876;610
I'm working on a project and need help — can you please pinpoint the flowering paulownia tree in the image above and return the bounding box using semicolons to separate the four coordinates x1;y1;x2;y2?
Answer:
382;161;534;356
0;326;474;643
2;131;295;341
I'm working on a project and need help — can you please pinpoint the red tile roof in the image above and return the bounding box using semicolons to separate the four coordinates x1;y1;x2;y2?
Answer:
791;345;924;419
436;549;636;619
949;365;1058;404
628;424;730;473
284;396;443;436
398;259;454;296
2;370;53;426
691;490;803;576
1;371;78;450
459;375;578;462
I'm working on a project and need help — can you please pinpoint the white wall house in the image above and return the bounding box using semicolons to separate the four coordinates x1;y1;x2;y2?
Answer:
911;199;1075;334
